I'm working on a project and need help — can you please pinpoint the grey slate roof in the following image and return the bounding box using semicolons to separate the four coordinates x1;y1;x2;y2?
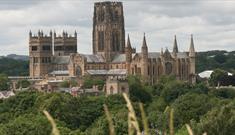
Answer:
53;56;70;64
81;54;105;63
112;54;126;63
86;69;127;75
132;52;188;59
86;70;107;75
107;69;127;75
177;52;188;58
148;52;161;58
49;70;69;75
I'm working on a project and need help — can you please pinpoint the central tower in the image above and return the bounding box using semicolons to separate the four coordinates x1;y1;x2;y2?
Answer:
92;1;125;62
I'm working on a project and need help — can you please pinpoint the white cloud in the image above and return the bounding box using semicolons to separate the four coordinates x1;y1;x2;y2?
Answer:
0;0;235;55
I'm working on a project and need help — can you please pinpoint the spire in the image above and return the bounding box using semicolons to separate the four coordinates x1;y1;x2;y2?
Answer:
126;34;131;48
38;30;41;36
161;48;163;56
165;47;170;53
49;30;53;37
173;35;178;53
142;33;147;48
29;30;32;37
54;30;56;37
141;33;148;60
189;34;195;57
74;30;77;37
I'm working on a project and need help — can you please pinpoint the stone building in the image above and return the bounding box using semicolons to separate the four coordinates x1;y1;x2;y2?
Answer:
29;1;196;84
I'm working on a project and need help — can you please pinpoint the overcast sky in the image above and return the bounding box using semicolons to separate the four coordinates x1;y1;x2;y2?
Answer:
0;0;235;55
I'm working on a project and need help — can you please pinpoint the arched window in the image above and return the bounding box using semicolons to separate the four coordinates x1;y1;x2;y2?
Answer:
165;62;172;75
110;86;114;94
76;66;82;76
121;86;125;93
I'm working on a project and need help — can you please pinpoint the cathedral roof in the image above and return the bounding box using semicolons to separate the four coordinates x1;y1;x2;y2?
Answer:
86;69;127;75
132;52;188;59
176;52;188;58
49;70;69;75
53;56;70;64
80;54;105;63
112;54;126;63
148;52;161;58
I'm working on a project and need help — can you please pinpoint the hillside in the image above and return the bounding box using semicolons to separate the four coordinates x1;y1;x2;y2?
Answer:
196;50;235;73
0;57;29;76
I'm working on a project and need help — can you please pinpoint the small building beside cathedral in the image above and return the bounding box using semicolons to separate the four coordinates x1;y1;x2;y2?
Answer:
29;1;196;85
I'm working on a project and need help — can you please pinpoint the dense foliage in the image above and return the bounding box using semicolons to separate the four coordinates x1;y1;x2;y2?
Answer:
0;76;234;135
209;69;235;86
196;50;235;73
0;58;29;76
0;74;10;91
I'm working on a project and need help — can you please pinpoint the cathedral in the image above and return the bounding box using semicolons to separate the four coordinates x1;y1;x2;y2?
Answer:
29;1;196;84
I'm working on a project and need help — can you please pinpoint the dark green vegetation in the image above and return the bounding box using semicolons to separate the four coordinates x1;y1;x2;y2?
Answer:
0;58;29;76
0;76;235;135
196;50;235;73
0;74;10;91
208;68;235;86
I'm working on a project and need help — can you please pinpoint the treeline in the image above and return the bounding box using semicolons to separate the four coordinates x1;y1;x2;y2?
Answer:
0;76;235;135
196;50;235;73
0;58;29;76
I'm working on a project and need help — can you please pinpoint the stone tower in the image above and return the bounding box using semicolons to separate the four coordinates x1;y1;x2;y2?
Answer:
29;30;53;77
54;31;77;56
189;34;196;84
125;34;132;73
141;34;149;80
92;1;125;62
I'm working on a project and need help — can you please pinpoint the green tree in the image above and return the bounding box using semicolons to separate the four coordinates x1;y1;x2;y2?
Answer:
17;79;30;88
160;80;190;103
0;114;51;135
83;75;105;90
193;100;235;135
209;69;228;86
214;54;227;64
127;75;152;103
0;74;10;91
172;93;216;128
60;80;70;88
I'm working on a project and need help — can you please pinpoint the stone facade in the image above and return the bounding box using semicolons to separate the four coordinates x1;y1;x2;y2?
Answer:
29;1;196;84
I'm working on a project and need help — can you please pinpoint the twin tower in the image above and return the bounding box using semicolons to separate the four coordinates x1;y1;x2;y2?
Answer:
30;2;124;62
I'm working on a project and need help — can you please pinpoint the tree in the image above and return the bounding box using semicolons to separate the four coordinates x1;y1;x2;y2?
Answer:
60;80;70;88
160;80;190;103
0;114;51;135
209;69;228;86
16;79;30;88
172;93;216;128
83;75;105;90
193;100;235;135
127;75;152;103
0;74;10;91
214;54;227;64
210;88;235;99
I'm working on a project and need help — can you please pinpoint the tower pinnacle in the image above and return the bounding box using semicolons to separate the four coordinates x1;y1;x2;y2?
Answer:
189;34;195;57
142;33;148;49
173;35;178;53
126;34;131;48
